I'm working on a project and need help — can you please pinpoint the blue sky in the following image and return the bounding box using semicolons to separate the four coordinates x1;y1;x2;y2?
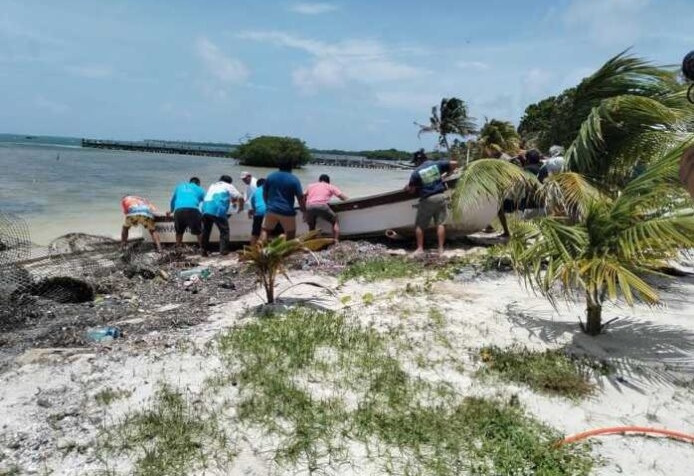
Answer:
1;0;693;150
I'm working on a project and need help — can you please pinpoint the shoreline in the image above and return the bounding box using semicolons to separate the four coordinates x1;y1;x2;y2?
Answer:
1;242;693;474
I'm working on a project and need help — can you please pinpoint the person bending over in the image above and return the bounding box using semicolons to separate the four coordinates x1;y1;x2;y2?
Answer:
304;174;348;242
120;195;162;252
169;177;205;250
405;152;457;255
201;175;244;256
260;159;305;242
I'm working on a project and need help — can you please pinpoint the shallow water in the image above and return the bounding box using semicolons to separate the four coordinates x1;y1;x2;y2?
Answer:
0;143;409;244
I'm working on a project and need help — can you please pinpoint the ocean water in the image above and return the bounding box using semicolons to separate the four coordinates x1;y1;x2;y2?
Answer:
0;143;409;245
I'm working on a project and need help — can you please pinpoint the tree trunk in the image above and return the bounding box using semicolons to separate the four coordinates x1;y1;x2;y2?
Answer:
266;275;275;304
585;303;602;336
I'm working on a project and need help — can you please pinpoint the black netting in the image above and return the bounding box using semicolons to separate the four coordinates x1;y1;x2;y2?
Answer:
1;212;121;304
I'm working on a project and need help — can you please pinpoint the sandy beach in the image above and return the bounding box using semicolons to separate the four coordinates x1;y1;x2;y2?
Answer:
1;242;693;475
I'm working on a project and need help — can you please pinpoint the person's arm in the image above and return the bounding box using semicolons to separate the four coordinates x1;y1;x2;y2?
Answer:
332;185;348;201
405;172;419;194
296;181;306;213
170;188;176;213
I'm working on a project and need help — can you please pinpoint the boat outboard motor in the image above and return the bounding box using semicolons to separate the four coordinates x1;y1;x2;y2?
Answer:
683;50;694;104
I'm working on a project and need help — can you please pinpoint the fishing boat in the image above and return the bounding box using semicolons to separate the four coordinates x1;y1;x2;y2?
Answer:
146;181;499;244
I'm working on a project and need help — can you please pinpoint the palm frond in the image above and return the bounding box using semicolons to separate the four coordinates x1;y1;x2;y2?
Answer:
538;172;604;219
451;159;540;216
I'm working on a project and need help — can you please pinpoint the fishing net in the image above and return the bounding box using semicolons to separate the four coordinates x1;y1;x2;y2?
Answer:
0;212;121;305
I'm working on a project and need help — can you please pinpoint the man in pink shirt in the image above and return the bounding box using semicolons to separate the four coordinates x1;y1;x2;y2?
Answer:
304;174;348;242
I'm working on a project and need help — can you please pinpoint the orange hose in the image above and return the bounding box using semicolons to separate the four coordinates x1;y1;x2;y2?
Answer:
556;426;694;447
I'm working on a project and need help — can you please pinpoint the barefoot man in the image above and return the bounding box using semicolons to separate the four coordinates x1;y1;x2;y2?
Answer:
120;195;162;252
405;151;457;255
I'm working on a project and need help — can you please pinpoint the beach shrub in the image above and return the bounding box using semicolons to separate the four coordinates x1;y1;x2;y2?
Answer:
339;256;424;283
236;135;311;168
216;307;593;475
239;231;332;303
479;345;594;398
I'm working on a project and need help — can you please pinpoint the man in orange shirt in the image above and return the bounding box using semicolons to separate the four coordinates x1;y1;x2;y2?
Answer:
304;174;348;242
120;195;162;252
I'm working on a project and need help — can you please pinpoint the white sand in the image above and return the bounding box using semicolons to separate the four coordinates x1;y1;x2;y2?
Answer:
1;265;693;475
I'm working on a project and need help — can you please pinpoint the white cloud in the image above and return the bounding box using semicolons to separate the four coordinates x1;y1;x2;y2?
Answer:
238;30;425;92
455;60;490;71
563;0;649;46
65;64;113;79
289;2;338;15
34;95;69;114
195;37;249;84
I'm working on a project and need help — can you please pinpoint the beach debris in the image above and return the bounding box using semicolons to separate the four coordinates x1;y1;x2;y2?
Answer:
179;266;211;280
123;265;157;280
85;326;121;343
155;303;182;313
29;277;94;303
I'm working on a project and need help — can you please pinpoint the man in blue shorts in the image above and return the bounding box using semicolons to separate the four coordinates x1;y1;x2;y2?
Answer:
169;177;206;250
261;159;305;241
406;151;457;255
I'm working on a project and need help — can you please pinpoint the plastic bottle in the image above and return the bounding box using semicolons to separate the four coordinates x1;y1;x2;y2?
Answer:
86;326;121;342
179;267;211;280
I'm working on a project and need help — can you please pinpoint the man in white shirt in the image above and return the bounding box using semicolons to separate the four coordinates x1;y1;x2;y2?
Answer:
240;171;258;215
201;175;244;256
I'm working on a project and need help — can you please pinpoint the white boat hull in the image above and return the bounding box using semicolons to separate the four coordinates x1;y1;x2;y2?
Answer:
146;188;498;244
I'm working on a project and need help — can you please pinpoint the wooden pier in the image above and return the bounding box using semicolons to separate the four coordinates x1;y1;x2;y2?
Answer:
81;139;233;157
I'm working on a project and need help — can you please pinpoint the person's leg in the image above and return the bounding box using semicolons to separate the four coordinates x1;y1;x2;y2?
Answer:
279;215;296;240
414;226;425;254
498;209;510;237
306;208;317;232
251;215;263;245
436;225;445;254
260;214;279;244
121;226;129;249
189;210;204;251
150;230;163;252
217;216;230;254
332;219;340;243
201;214;213;256
173;210;184;247
413;198;431;254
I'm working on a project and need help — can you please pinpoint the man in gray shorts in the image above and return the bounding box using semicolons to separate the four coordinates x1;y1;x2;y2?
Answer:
406;150;458;255
304;174;348;242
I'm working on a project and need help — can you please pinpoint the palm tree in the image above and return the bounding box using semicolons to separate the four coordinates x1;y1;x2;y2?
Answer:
563;51;691;193
239;232;332;304
448;51;694;335
477;118;522;156
416;98;477;152
507;142;694;335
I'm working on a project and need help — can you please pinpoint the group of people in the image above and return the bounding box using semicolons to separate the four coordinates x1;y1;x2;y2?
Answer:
119;160;348;254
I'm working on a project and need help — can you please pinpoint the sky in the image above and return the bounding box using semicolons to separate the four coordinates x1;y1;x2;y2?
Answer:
1;0;693;151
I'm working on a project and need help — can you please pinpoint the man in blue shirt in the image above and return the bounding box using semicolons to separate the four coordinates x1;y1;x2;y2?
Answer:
169;177;206;250
261;159;305;241
406;151;457;255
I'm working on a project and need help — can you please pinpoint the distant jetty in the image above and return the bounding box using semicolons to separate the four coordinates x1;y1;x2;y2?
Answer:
81;138;411;170
81;139;232;157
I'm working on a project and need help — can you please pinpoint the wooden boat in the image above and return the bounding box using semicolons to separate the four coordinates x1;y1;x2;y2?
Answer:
146;181;499;244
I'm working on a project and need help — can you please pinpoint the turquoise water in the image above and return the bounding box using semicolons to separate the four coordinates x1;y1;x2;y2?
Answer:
0;143;409;244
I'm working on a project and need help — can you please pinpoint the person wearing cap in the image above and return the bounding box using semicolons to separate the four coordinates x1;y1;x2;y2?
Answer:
201;175;244;256
539;145;565;182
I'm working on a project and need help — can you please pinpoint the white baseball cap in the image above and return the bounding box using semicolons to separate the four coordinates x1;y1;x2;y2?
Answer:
240;171;251;179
